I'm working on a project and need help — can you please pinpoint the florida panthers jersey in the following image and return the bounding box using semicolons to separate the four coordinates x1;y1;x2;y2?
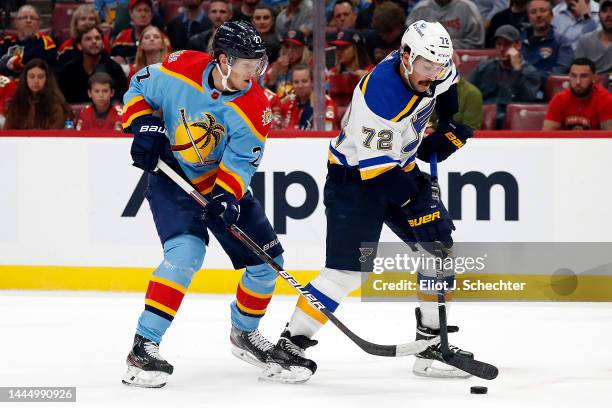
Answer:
328;51;458;180
122;50;272;199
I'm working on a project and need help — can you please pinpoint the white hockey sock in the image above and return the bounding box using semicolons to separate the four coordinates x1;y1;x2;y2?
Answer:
286;268;363;338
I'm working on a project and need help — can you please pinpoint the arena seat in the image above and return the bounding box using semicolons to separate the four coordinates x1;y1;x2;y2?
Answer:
455;49;497;78
503;104;548;130
329;73;360;108
51;3;80;39
481;104;497;130
70;103;89;119
161;0;183;24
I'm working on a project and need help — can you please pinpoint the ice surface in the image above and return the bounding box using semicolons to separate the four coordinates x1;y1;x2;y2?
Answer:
1;291;611;407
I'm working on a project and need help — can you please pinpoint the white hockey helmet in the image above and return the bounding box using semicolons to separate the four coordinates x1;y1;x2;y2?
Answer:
400;20;453;79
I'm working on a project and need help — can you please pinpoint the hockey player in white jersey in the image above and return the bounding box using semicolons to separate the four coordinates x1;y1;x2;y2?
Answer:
264;21;475;383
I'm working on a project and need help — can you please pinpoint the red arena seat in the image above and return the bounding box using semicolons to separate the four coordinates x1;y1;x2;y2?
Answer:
545;74;609;101
503;104;549;130
481;104;497;130
455;49;497;78
51;3;80;39
328;73;360;108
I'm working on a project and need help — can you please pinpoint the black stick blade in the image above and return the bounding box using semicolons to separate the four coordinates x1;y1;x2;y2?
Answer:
443;353;499;380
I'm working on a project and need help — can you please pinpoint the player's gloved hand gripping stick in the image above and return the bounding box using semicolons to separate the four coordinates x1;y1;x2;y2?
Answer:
155;159;439;358
430;153;499;380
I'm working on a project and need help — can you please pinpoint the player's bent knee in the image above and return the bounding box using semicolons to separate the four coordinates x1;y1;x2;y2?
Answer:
245;255;283;283
161;234;206;281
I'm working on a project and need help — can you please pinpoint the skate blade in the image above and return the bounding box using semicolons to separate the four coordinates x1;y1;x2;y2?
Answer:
122;366;169;388
258;363;313;384
412;358;472;379
231;346;268;369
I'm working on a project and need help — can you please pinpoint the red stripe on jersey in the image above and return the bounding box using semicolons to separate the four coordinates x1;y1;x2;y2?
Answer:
145;281;185;312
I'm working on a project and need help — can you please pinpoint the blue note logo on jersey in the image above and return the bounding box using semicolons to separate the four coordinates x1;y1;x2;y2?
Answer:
172;112;226;165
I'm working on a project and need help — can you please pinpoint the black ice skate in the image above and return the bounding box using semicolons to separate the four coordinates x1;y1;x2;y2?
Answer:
259;328;318;384
122;334;174;388
230;326;275;369
413;307;474;378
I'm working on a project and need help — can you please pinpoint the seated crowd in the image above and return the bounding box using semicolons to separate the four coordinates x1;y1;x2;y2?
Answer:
0;0;611;131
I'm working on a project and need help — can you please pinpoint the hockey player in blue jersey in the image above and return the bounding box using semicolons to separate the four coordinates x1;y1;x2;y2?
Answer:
121;21;287;388
264;21;475;383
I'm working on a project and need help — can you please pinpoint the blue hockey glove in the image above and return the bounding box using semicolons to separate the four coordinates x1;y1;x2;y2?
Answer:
417;120;473;163
129;115;167;172
202;186;240;231
403;178;455;254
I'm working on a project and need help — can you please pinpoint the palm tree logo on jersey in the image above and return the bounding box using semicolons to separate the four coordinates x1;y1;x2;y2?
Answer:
173;110;226;165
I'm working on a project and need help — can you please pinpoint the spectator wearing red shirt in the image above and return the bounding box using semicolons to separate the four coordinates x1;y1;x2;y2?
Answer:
543;58;612;130
0;74;17;128
77;72;123;130
329;28;373;77
281;64;339;131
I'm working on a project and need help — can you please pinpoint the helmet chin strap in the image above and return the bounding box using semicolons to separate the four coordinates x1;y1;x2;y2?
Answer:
400;52;416;91
215;62;238;92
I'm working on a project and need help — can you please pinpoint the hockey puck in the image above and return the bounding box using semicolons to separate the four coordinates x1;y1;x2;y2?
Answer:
470;386;488;394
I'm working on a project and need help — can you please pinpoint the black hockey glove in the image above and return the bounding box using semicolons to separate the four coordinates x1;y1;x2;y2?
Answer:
202;185;240;232
417;120;473;163
129;115;167;172
403;176;455;255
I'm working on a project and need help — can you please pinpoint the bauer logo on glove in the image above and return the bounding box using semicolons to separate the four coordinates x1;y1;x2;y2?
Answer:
417;120;473;163
408;210;441;227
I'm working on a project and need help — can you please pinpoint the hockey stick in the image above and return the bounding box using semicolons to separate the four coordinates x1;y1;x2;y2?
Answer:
155;159;436;357
429;153;498;380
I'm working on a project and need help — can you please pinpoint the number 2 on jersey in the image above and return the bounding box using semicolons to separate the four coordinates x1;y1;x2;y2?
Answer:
362;126;393;151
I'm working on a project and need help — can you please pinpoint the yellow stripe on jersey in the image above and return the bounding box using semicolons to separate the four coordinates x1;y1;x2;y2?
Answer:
224;102;266;142
159;65;204;93
359;164;396;180
360;72;372;95
391;95;419;122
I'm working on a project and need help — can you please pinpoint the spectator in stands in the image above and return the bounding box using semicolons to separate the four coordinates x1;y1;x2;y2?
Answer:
486;0;531;48
4;59;73;130
128;25;171;81
473;0;508;24
575;0;612;74
187;0;233;53
0;5;56;78
543;58;612;130
329;28;373;77
470;25;542;126
111;0;155;64
365;1;405;63
95;0;128;27
355;0;383;30
77;72;123;130
111;0;164;38
265;29;311;97
280;64;339;131
275;0;313;40
430;52;483;129
406;0;485;49
59;25;128;103
233;0;261;23
0;74;17;129
552;0;600;50
166;0;212;50
58;4;112;66
331;0;359;31
252;5;280;63
522;0;574;78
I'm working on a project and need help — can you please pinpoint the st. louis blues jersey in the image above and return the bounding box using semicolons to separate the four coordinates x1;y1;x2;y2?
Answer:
122;50;272;199
328;51;459;180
